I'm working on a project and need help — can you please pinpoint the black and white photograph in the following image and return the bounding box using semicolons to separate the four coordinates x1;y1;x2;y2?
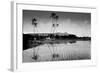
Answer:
22;10;91;63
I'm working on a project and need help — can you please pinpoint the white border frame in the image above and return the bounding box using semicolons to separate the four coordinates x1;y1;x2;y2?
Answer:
11;1;97;72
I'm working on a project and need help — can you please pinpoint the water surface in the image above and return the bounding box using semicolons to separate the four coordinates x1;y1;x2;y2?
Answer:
23;41;91;62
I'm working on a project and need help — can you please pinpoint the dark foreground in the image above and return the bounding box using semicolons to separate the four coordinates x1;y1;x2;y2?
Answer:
23;33;91;50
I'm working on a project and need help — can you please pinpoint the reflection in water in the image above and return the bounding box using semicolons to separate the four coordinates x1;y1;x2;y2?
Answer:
23;40;91;62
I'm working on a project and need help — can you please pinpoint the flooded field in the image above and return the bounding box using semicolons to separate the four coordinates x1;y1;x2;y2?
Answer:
23;40;91;63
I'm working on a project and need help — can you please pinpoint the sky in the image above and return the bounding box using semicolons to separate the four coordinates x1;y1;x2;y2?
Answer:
23;10;91;37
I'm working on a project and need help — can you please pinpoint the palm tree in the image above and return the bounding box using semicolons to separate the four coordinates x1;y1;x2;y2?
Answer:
55;16;59;26
50;13;56;18
32;18;39;60
53;15;59;33
32;18;38;33
50;13;56;33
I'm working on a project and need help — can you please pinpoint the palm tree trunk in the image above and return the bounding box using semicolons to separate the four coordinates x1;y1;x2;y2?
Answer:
51;17;53;33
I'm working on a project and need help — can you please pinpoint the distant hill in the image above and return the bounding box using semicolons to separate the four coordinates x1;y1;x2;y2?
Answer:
23;32;70;36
